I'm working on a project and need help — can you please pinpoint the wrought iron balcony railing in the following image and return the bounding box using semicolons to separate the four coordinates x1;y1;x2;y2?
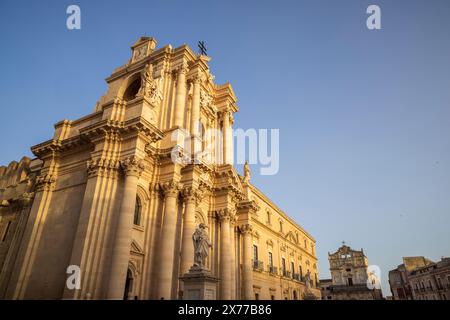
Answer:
282;270;291;278
268;265;278;275
252;260;264;271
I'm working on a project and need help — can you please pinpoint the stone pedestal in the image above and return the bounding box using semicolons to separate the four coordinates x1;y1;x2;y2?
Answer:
303;289;318;300
180;266;219;300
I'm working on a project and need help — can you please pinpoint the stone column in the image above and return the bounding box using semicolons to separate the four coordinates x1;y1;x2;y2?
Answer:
222;110;233;164
173;63;188;128
230;217;237;299
218;209;232;299
205;119;214;164
240;224;253;300
190;76;201;137
156;181;180;299
107;156;144;299
180;187;197;275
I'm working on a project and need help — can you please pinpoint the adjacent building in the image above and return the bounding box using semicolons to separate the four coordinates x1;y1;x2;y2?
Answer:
388;256;432;300
389;256;450;300
319;244;382;300
0;37;320;300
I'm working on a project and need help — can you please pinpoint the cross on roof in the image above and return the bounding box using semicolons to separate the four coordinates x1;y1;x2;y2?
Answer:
198;41;207;55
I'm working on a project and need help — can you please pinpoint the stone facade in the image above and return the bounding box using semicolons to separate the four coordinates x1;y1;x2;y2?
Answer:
319;244;382;300
388;256;432;300
319;279;332;300
0;157;38;297
0;37;320;300
389;257;450;300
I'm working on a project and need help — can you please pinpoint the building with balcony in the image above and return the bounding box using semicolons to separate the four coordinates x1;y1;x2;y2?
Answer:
0;36;319;300
388;256;432;300
389;256;450;300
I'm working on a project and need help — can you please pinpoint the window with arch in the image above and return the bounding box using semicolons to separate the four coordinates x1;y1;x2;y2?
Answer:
134;196;142;226
123;77;141;102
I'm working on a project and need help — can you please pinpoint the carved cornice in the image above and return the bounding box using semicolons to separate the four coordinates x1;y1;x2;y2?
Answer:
31;139;62;159
237;199;260;216
122;117;164;143
79;117;163;145
212;167;244;197
79;119;123;142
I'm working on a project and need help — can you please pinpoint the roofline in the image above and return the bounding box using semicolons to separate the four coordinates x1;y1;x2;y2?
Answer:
248;183;316;242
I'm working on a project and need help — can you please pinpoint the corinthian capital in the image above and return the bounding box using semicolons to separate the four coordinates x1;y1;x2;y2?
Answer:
216;208;236;222
239;223;253;235
177;61;189;75
220;109;233;124
160;180;181;198
120;156;145;177
35;173;56;192
190;74;202;85
182;186;204;204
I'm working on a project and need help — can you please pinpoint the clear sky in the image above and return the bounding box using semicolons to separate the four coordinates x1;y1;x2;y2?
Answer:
1;0;449;296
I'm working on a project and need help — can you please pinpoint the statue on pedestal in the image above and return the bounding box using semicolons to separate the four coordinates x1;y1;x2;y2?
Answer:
192;223;211;269
304;270;311;289
303;270;317;300
180;223;218;299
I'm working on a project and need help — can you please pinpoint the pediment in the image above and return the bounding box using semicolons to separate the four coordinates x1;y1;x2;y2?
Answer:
285;231;298;244
130;240;144;256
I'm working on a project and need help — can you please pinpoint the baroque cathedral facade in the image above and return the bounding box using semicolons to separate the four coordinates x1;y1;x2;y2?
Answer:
0;37;320;300
320;244;382;300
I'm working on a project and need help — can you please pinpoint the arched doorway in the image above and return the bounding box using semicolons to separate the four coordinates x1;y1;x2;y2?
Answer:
123;268;134;300
293;290;298;300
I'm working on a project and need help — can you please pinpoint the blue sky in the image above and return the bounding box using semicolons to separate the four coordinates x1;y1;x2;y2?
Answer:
1;0;449;296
